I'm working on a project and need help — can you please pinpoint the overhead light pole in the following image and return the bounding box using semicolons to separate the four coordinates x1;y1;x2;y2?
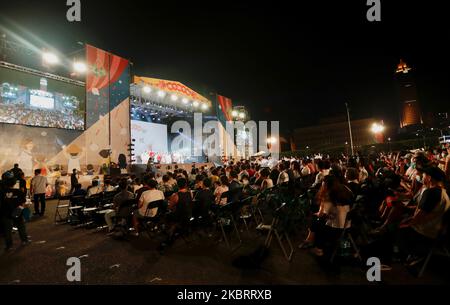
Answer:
345;102;354;156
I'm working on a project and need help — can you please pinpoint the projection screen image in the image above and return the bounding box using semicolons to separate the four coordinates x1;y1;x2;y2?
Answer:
131;120;169;164
0;66;85;130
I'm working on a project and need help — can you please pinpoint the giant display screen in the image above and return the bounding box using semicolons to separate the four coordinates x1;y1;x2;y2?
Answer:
0;66;85;130
131;120;169;164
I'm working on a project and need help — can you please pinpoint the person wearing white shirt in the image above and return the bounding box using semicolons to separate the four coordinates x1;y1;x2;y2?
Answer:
137;180;165;218
132;179;165;236
358;165;369;183
277;163;289;185
312;159;331;188
104;179;117;193
301;164;311;177
30;169;48;216
87;180;103;198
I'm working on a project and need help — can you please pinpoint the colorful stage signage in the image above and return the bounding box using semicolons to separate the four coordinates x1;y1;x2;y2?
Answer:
134;76;211;105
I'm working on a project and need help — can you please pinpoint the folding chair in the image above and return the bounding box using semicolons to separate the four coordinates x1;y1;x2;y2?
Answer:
54;195;72;224
216;199;242;251
85;193;103;208
417;208;450;278
239;195;256;232
140;199;167;238
68;195;85;225
111;199;137;237
102;191;118;208
262;202;294;262
330;208;363;264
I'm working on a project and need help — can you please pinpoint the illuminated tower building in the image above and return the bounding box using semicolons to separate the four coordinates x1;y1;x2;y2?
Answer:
395;59;423;129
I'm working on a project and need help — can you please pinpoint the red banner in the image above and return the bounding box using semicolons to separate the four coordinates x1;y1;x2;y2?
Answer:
86;45;129;93
217;95;233;122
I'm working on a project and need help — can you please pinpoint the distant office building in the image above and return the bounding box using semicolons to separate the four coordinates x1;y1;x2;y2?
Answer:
395;59;423;129
293;117;379;152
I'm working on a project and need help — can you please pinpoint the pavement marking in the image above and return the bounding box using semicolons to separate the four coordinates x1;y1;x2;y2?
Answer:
78;254;89;259
109;264;120;269
35;240;47;244
150;277;162;282
56;246;66;250
10;280;21;284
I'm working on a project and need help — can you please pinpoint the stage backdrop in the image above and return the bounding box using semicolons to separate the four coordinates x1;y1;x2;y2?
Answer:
131;120;168;164
0;45;131;176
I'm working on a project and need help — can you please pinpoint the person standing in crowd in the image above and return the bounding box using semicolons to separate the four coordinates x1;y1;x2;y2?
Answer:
308;175;354;257
1;172;30;251
10;164;24;180
70;169;78;194
30;169;47;216
18;172;27;194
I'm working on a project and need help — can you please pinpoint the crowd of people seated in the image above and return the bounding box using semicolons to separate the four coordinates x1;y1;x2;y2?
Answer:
0;104;84;130
2;144;449;274
57;144;447;268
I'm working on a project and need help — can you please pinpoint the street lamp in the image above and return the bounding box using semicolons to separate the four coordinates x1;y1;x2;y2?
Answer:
142;86;152;94
371;123;385;134
73;61;87;73
431;127;444;137
267;137;277;150
267;137;277;145
42;52;59;65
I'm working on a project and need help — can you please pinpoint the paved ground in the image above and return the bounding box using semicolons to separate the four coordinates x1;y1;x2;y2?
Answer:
0;200;449;285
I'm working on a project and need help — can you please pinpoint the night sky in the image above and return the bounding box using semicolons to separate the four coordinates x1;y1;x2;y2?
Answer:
1;0;450;135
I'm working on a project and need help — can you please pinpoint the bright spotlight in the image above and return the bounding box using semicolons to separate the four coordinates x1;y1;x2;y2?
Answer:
239;112;246;119
232;110;238;117
42;52;59;64
171;94;178;101
201;103;208;110
182;98;189;104
143;86;152;94
157;90;166;98
267;137;277;144
371;123;385;134
73;61;87;73
193;101;199;107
